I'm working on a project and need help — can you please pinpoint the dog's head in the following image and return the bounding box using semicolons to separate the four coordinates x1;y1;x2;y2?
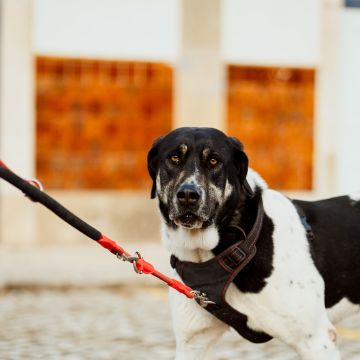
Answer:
147;127;253;230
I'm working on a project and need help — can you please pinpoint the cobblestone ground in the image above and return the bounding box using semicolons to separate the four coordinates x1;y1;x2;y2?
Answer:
0;287;359;360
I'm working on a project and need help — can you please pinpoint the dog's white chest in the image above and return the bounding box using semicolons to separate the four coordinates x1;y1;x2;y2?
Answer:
162;224;219;262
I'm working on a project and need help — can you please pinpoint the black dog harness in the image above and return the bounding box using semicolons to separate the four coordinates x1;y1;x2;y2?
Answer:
170;199;273;343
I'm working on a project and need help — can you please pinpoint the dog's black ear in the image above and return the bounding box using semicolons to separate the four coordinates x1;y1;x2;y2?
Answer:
228;137;254;197
147;136;164;199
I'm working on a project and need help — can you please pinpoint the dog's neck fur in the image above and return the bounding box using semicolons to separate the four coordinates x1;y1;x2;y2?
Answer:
160;169;268;262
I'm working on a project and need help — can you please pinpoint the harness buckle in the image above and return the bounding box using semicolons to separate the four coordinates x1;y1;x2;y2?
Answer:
191;290;216;308
25;178;44;202
222;246;247;270
28;178;44;191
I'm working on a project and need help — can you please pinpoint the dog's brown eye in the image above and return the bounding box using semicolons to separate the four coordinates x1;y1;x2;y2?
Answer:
209;158;218;167
170;155;180;165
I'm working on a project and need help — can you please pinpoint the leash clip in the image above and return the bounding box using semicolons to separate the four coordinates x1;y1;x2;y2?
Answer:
24;178;44;202
116;251;143;274
28;178;44;192
191;290;216;308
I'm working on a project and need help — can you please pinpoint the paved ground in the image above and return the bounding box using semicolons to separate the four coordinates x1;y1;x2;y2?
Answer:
0;287;360;360
0;245;359;359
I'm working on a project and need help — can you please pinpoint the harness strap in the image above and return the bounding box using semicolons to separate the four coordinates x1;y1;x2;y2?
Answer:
170;198;273;343
218;199;264;271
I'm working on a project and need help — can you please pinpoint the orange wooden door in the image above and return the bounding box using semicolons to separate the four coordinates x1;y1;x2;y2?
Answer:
227;65;314;190
36;57;172;189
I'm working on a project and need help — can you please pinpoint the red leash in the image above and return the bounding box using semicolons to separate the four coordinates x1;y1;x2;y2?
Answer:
0;160;212;306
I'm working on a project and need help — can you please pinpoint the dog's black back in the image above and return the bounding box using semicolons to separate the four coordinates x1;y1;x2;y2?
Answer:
294;197;360;307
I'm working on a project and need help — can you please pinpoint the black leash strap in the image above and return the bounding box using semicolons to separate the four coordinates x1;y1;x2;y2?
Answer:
0;160;212;302
0;162;101;241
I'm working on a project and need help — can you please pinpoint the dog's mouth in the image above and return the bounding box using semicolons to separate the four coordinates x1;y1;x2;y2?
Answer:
173;212;203;229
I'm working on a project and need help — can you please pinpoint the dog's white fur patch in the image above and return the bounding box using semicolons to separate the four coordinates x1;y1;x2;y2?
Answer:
246;168;268;191
349;193;360;202
161;221;218;262
207;168;260;207
169;272;229;360
181;170;201;188
156;172;168;204
209;180;233;206
179;144;188;154
224;180;233;199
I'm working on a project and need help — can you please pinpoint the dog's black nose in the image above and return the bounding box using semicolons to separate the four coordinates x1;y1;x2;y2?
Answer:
177;184;201;206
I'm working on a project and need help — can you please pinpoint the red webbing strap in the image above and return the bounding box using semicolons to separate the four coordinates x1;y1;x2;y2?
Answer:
0;160;195;299
97;235;194;298
0;160;9;169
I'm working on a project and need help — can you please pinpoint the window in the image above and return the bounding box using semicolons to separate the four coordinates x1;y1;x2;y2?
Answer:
227;65;314;190
36;57;172;189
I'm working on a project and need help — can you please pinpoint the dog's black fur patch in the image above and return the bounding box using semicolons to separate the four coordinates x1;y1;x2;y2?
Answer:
294;197;360;307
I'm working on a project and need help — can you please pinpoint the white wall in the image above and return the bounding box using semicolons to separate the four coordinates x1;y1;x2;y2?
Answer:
335;8;360;193
221;0;321;67
0;0;36;244
0;0;34;180
313;0;342;197
33;0;180;62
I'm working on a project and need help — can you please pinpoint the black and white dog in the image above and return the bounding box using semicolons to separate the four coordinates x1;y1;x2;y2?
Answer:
147;127;360;360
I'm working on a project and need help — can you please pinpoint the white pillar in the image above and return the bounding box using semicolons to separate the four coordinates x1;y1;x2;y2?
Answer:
174;0;225;130
313;0;342;196
334;4;360;194
0;0;36;244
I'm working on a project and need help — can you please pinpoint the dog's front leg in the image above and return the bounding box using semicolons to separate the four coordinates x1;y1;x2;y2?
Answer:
169;287;228;360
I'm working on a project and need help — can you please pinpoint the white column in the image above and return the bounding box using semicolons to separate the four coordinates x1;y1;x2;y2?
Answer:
313;0;342;196
334;4;360;194
0;0;36;244
174;0;225;130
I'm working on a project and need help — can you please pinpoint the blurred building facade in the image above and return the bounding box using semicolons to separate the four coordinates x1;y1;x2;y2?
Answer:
1;0;360;245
